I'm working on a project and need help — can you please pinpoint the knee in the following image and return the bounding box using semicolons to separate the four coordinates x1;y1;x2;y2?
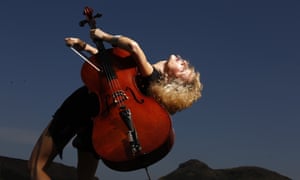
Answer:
27;157;49;180
28;154;35;173
27;161;35;180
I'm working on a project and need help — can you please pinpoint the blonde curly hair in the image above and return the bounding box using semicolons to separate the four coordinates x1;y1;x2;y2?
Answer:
148;67;203;115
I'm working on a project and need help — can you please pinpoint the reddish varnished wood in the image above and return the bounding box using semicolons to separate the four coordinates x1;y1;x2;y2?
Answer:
81;48;174;171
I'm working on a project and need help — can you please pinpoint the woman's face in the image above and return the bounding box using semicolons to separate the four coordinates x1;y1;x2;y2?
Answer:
166;54;194;82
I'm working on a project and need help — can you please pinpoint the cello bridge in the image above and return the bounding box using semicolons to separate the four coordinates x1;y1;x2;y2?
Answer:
113;90;128;104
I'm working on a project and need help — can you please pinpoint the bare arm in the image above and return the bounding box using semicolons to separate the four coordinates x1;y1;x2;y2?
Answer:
90;28;153;77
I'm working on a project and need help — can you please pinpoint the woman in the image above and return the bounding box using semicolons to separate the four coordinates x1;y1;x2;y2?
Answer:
28;28;203;180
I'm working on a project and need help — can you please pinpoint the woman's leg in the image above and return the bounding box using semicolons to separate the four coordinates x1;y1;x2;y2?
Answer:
28;125;58;180
28;86;99;180
77;150;99;180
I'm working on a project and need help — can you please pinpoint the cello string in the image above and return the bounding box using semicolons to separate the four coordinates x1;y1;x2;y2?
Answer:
102;62;114;94
106;54;127;107
102;61;123;107
112;66;127;107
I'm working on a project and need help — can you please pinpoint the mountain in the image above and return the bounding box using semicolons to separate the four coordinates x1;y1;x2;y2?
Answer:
0;156;291;180
159;159;291;180
0;156;98;180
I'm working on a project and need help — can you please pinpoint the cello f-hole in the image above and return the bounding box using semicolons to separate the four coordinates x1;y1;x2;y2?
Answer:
125;87;144;104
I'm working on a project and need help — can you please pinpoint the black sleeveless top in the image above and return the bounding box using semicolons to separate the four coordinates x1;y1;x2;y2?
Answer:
136;67;161;95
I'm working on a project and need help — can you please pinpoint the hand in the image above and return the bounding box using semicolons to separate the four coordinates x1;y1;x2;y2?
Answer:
65;37;86;51
65;37;81;46
90;28;107;40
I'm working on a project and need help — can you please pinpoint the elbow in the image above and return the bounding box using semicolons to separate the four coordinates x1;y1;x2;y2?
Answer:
127;40;141;55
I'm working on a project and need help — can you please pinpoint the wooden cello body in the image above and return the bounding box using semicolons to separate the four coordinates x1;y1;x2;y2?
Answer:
81;47;175;171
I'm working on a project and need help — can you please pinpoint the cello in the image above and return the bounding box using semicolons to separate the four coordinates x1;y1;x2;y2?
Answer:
75;7;175;172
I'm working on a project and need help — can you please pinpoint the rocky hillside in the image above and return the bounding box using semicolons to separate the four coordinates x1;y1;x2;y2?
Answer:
0;156;291;180
159;159;291;180
0;156;98;180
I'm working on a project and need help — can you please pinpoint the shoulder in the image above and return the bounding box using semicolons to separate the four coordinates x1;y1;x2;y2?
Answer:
143;67;162;82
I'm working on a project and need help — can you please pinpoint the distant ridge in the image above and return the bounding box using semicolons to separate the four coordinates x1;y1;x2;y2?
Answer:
0;156;291;180
0;155;98;180
159;159;291;180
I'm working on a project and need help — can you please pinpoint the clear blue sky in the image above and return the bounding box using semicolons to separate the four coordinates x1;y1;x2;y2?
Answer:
0;1;299;179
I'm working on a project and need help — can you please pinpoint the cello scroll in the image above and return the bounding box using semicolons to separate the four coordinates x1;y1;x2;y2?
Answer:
80;6;105;52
